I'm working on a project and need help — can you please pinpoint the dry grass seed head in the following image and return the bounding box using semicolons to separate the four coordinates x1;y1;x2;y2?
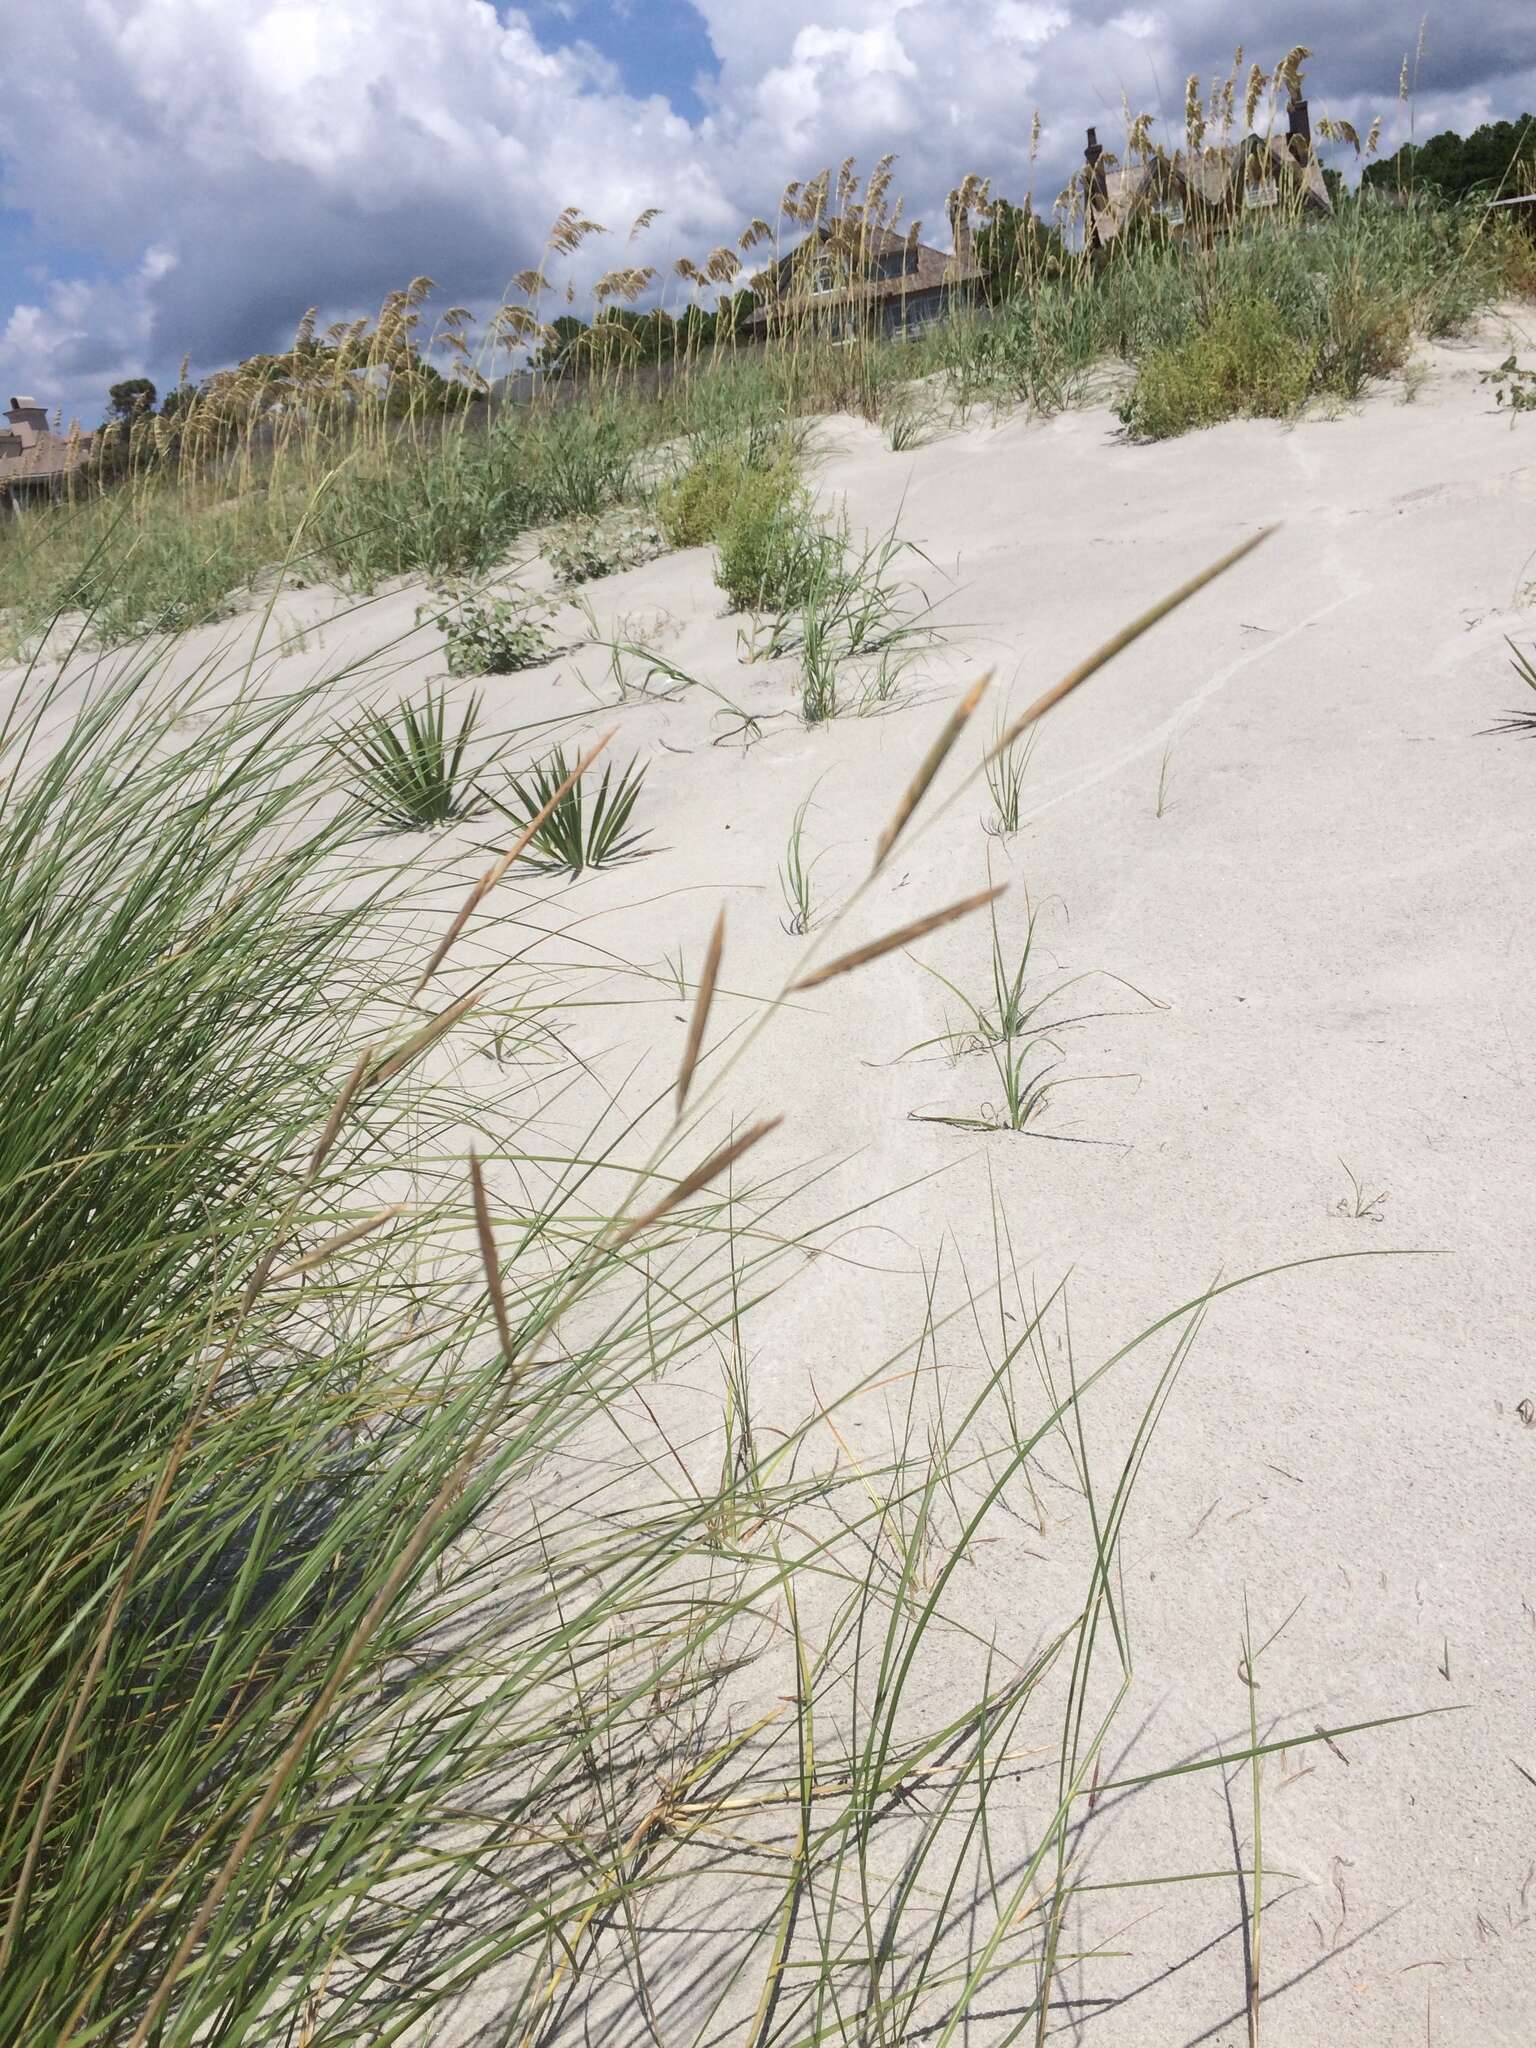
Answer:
675;908;726;1118
873;670;991;872
790;884;1007;993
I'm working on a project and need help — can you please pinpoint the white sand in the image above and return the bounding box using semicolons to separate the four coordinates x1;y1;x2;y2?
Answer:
24;305;1536;2040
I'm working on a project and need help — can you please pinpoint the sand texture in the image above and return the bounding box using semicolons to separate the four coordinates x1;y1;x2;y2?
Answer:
21;306;1536;2043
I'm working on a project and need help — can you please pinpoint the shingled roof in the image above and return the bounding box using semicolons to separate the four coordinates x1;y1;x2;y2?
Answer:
1084;98;1332;249
0;396;84;498
746;220;982;327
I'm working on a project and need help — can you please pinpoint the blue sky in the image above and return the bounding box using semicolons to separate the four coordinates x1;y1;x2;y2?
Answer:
4;3;1535;425
521;0;719;119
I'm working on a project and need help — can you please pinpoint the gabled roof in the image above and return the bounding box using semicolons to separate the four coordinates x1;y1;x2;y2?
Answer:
1089;133;1331;245
0;416;84;492
747;218;981;326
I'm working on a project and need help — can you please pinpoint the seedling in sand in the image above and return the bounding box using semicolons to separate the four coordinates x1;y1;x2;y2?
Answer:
983;709;1037;835
910;1035;1063;1133
778;788;824;934
1156;738;1177;817
493;743;650;874
1335;1160;1389;1220
1481;352;1536;415
900;886;1158;1062
336;686;489;829
1482;640;1536;737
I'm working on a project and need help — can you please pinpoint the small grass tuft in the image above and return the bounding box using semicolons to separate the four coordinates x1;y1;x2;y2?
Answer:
778;787;823;933
984;710;1037;835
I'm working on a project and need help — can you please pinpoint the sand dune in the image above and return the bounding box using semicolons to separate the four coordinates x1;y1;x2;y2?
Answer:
20;304;1536;2042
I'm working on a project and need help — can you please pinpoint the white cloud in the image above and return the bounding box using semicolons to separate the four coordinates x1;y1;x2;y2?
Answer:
2;0;1534;422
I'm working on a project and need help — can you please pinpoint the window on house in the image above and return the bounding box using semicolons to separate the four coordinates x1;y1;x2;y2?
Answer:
810;253;836;294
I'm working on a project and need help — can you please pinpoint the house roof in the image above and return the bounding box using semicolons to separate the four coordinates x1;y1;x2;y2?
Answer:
0;409;84;493
746;219;982;326
1089;133;1331;244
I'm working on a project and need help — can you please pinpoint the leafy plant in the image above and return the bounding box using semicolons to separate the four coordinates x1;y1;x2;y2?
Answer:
548;512;663;587
1481;351;1536;414
335;686;488;827
440;589;554;676
493;743;650;873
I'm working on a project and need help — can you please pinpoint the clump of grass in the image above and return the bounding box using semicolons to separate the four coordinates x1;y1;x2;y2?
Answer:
984;710;1037;835
741;510;937;720
493;743;650;873
310;434;538;589
778;787;823;932
335;685;488;828
439;588;555;675
1;526;1408;2048
882;386;945;449
1118;297;1319;440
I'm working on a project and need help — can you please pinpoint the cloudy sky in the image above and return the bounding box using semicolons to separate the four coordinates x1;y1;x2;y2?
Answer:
3;2;1534;424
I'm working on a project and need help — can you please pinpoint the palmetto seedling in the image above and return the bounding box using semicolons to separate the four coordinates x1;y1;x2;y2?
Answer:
335;687;488;828
492;744;650;874
1482;640;1536;738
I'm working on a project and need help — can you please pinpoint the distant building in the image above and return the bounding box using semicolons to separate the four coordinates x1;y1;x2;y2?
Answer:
0;396;84;513
1084;96;1332;250
746;219;983;342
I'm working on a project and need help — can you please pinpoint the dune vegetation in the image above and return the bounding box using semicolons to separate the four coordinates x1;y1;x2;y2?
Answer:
3;42;1533;2048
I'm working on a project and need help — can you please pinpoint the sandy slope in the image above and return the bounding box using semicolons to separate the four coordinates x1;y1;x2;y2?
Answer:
22;305;1536;2041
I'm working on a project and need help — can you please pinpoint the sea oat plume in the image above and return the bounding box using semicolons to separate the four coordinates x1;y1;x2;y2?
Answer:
1244;63;1267;130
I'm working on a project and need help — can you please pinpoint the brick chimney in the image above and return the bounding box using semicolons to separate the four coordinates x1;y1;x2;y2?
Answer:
1287;95;1312;157
7;396;48;435
1084;126;1110;208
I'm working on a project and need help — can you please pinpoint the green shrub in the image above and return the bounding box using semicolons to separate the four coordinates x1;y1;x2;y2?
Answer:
657;447;750;549
714;471;837;613
1118;298;1318;440
439;590;554;676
